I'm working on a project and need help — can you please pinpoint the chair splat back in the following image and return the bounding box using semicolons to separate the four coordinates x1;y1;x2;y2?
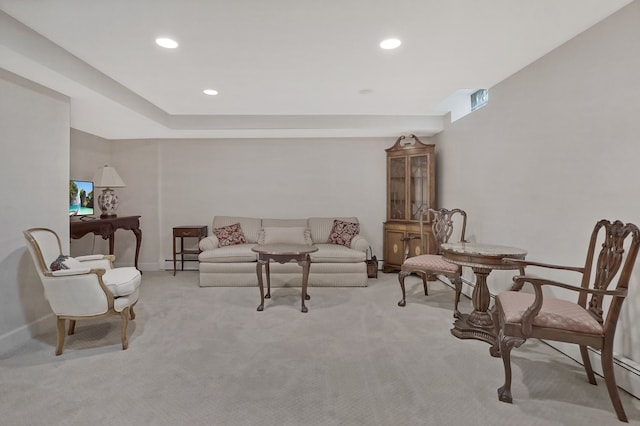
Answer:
422;208;467;254
588;220;640;326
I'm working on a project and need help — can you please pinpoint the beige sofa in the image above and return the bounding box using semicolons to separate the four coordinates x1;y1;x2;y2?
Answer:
198;216;369;287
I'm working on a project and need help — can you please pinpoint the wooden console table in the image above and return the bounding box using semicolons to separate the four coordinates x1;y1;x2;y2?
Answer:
70;215;142;270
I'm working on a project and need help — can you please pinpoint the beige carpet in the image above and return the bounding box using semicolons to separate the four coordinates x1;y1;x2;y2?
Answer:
1;271;639;425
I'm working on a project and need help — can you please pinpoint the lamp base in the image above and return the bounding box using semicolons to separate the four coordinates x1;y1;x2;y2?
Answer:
97;188;120;218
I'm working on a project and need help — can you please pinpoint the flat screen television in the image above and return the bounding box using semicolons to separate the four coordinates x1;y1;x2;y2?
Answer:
69;180;94;216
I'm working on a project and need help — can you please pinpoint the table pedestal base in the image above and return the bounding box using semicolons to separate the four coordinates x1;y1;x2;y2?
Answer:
451;313;496;345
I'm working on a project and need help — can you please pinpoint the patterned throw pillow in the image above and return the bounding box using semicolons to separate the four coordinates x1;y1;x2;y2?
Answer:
327;219;360;247
213;223;247;246
49;255;82;271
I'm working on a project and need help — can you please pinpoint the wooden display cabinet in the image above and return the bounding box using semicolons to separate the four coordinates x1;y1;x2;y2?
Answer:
383;135;436;273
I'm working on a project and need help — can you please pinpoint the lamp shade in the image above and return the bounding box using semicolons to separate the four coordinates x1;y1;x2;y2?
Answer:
92;165;125;188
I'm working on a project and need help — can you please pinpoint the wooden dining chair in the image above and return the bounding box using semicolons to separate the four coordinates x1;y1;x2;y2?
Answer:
491;219;640;422
397;208;467;317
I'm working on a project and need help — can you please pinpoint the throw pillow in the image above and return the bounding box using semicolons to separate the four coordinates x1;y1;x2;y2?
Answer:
49;255;82;271
327;220;360;247
213;223;247;246
258;227;313;245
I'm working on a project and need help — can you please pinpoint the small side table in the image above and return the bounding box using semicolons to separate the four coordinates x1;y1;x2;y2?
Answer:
173;225;208;276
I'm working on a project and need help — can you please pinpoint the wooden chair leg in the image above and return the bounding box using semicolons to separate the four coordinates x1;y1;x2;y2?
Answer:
55;317;65;356
497;331;525;403
601;342;628;422
120;308;129;350
398;271;408;307
579;345;597;385
68;319;76;336
129;303;136;320
419;272;429;296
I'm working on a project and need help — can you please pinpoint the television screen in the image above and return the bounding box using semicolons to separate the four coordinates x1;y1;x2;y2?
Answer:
69;180;94;216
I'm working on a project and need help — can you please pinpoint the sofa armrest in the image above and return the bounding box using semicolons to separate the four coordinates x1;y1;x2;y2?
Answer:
350;235;369;252
200;235;220;250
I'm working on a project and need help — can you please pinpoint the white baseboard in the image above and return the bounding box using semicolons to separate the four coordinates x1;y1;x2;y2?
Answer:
0;313;55;355
450;277;640;399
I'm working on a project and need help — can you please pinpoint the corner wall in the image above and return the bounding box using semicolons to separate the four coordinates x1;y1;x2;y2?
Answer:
0;69;70;352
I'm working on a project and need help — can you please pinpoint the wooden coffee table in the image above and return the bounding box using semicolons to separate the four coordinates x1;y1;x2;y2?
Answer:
252;243;318;313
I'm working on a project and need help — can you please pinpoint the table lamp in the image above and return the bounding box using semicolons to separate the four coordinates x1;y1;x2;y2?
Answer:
92;165;125;218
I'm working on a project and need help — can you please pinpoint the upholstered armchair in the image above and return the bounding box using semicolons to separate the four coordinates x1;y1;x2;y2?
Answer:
397;208;467;316
23;228;141;355
491;220;640;422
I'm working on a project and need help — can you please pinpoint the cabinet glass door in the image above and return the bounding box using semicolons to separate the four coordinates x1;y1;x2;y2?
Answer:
389;157;406;220
410;155;429;220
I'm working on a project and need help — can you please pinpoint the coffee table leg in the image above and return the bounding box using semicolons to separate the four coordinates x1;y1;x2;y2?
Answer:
256;261;265;311
265;261;271;299
300;254;311;313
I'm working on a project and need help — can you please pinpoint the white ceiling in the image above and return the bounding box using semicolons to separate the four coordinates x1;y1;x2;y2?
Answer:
0;0;633;139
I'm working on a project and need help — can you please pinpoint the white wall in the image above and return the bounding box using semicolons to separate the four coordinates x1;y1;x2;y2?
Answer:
435;0;640;388
107;137;394;269
0;69;70;351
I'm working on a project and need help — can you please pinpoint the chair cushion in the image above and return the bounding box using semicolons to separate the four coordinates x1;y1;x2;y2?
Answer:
403;254;459;272
498;291;603;335
102;267;141;297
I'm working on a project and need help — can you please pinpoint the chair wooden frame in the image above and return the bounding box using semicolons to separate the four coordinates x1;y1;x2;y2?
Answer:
398;208;467;316
24;228;137;355
491;220;640;422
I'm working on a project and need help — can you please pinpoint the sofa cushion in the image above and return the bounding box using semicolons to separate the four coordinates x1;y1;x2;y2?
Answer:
213;223;247;246
328;219;360;247
310;243;366;263
199;244;258;263
213;216;261;243
102;267;141;297
258;227;313;245
308;217;359;243
261;218;308;228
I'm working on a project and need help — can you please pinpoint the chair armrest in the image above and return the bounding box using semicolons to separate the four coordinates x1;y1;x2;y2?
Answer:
350;235;369;252
199;235;220;250
49;268;92;277
76;254;114;262
504;258;584;273
505;258;584;290
512;275;627;336
400;236;421;261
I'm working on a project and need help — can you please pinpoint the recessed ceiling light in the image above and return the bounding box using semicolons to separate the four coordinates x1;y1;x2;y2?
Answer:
380;38;401;50
203;89;219;96
359;89;374;95
156;38;178;49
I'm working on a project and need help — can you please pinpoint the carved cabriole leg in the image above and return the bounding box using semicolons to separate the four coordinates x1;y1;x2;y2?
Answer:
418;272;429;296
129;302;136;320
452;276;463;319
398;270;409;307
55;317;65;356
497;330;526;403
265;261;271;299
256;261;265;311
601;340;628;422
579;345;597;385
489;307;501;357
300;254;311;313
120;308;129;350
68;319;76;336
